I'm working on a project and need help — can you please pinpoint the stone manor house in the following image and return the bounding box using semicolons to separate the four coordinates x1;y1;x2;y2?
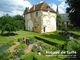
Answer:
24;2;57;33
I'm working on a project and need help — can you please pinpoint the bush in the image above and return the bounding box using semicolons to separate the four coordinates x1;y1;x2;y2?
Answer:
21;52;34;60
16;44;26;57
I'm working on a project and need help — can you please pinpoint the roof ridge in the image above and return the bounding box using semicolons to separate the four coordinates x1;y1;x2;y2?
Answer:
24;2;56;14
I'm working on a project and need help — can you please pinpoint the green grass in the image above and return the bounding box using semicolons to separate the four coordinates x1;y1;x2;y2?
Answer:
21;52;65;60
71;31;80;35
0;30;80;46
36;32;65;45
0;30;80;60
0;30;39;44
0;31;65;44
0;44;11;55
35;55;64;60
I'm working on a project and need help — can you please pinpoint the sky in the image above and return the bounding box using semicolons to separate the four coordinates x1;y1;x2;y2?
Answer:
0;0;68;16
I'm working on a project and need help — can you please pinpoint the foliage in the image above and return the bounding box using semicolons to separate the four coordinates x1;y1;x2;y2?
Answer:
56;7;61;30
35;32;65;45
66;0;80;27
0;14;24;35
0;15;16;34
0;30;80;59
37;41;57;51
13;15;24;30
0;44;14;60
0;51;14;60
16;44;26;57
0;30;39;44
21;52;34;60
56;14;61;23
65;40;80;59
21;52;64;60
67;40;80;51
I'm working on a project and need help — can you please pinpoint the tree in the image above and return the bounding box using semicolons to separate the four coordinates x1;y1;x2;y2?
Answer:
13;15;24;21
0;14;24;35
66;0;80;27
56;14;61;29
56;5;61;30
0;15;16;35
13;15;25;30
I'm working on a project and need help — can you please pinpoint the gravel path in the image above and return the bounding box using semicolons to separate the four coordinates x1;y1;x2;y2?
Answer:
8;42;20;52
24;44;34;53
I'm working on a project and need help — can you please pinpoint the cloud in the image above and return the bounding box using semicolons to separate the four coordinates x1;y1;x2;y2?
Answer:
58;1;67;14
50;4;57;12
50;0;67;14
0;0;68;16
0;11;5;17
59;0;69;14
50;3;65;14
58;0;66;2
0;0;32;16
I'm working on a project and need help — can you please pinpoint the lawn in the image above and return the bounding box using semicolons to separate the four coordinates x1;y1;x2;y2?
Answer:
0;30;39;44
36;32;65;45
21;52;65;60
0;30;80;60
0;31;65;56
0;31;65;45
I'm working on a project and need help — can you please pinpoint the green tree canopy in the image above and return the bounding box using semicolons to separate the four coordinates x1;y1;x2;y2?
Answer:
13;15;24;30
0;15;16;34
0;14;24;35
66;0;80;27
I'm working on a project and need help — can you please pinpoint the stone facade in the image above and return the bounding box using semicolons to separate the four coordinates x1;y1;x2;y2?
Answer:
24;2;57;33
